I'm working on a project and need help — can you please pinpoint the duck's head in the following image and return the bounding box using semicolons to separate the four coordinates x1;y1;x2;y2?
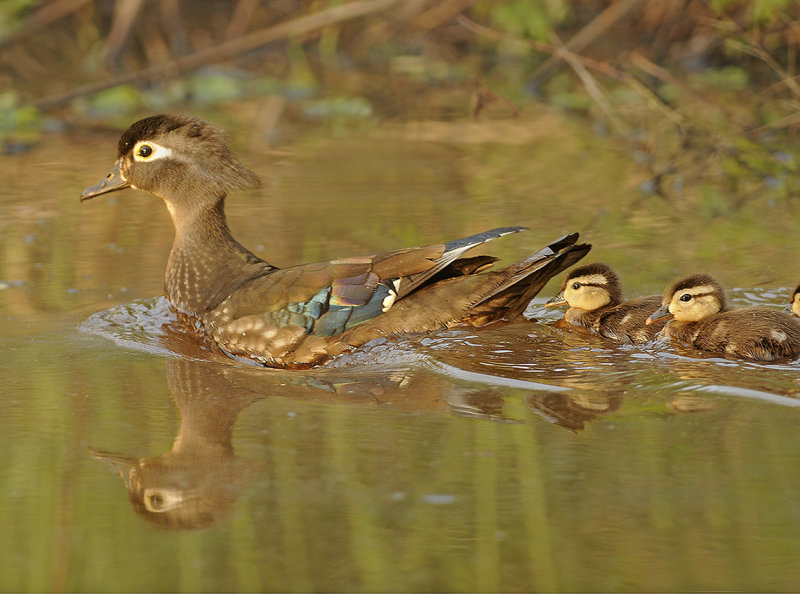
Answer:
647;273;725;324
81;114;260;214
789;285;800;318
545;262;623;311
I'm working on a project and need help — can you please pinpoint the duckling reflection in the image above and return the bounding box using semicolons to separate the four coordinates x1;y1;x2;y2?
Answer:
424;321;634;430
446;388;519;422
91;358;265;530
427;321;728;431
546;263;666;344
525;390;622;431
648;274;800;361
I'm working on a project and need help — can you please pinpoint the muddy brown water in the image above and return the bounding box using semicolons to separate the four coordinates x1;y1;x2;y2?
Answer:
2;110;800;591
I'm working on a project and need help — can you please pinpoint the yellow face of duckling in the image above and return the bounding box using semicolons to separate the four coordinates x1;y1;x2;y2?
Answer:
665;283;723;322
647;274;726;324
546;262;622;312
562;273;614;311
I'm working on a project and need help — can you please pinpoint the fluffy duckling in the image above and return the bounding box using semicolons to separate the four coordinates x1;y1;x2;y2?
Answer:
647;274;800;362
545;262;665;344
789;285;800;317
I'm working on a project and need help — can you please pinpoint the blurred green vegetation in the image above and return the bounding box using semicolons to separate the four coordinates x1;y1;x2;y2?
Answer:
0;0;798;210
485;0;571;41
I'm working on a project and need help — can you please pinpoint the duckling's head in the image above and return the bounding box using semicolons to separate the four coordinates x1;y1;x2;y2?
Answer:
648;273;725;324
545;262;623;311
81;115;260;212
790;284;800;318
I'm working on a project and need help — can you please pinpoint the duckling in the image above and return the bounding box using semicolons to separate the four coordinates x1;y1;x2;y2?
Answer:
545;262;665;344
789;284;800;317
81;114;590;368
647;273;800;362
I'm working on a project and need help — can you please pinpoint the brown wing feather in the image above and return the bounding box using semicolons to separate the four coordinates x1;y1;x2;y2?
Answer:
223;245;447;316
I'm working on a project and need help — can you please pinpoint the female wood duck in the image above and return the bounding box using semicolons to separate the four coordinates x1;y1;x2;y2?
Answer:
81;114;590;368
544;262;665;344
647;273;800;361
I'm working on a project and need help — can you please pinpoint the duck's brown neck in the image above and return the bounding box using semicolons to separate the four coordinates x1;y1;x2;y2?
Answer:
165;197;274;315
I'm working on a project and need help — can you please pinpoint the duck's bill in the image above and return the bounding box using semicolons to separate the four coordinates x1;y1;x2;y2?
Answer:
80;160;130;201
88;447;136;488
544;292;567;307
646;305;672;325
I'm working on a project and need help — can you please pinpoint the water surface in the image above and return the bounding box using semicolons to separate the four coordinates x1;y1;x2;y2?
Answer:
2;111;800;591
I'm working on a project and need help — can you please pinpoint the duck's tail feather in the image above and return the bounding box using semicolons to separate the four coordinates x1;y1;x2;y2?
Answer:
395;226;527;298
464;233;591;324
340;232;590;343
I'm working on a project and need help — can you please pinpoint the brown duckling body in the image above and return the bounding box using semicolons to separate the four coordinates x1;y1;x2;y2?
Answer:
545;262;665;344
647;274;800;362
80;115;590;368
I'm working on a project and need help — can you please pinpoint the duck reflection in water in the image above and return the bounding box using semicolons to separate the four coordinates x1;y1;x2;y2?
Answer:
90;348;539;529
91;359;265;530
89;355;423;530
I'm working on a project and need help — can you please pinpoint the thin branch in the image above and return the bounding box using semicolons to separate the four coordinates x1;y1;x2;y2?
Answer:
530;0;643;84
413;0;476;30
0;0;92;51
549;31;625;133
458;14;691;132
33;0;400;111
727;37;800;100
455;14;629;82
102;0;147;67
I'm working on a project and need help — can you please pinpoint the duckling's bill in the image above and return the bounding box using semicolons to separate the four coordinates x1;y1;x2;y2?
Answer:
646;304;672;325
81;160;130;201
545;291;567;307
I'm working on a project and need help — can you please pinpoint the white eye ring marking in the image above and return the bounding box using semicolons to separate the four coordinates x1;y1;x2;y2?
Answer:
133;140;172;162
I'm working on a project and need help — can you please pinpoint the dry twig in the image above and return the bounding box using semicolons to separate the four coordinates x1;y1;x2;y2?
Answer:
34;0;400;111
0;0;92;51
530;0;643;84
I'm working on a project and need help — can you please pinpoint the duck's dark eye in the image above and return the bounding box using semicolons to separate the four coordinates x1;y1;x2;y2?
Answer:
148;493;164;510
137;144;153;158
571;282;581;290
679;293;692;302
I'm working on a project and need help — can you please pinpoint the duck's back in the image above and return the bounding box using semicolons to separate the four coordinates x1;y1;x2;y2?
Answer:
200;247;447;367
594;294;663;344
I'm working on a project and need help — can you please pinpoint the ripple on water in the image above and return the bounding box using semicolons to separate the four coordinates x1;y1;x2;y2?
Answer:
77;296;428;369
76;287;800;406
426;286;800;407
78;297;196;360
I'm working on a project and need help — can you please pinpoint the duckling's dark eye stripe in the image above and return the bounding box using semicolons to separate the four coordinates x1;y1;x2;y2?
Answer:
678;290;715;299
